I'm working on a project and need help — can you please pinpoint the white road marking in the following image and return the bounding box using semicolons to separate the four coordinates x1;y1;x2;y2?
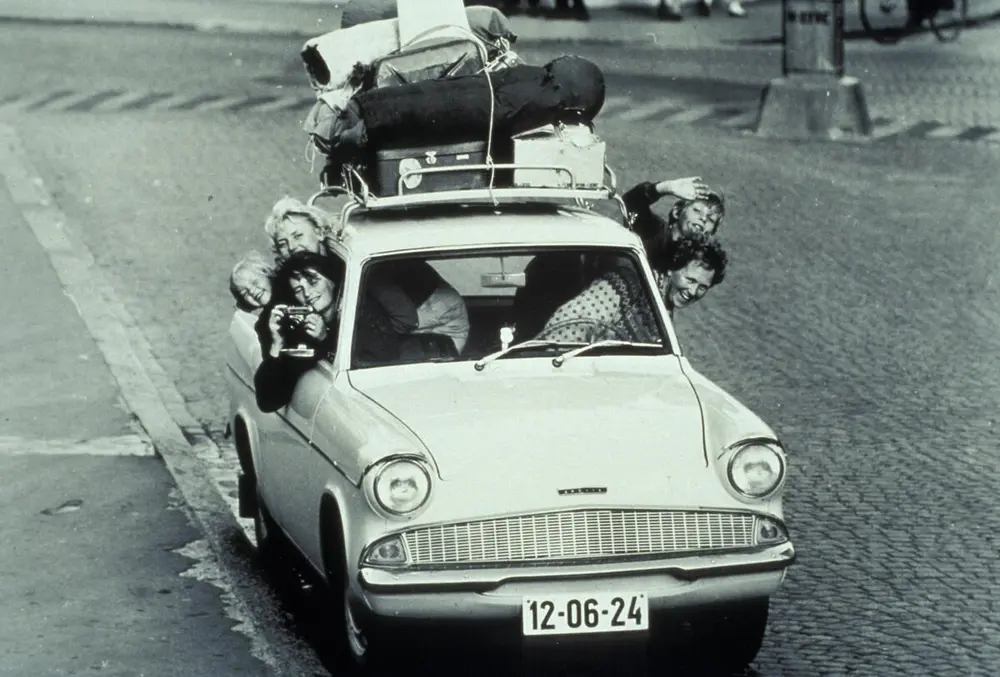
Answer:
925;125;964;139
141;92;212;111
197;94;262;111
88;90;168;113
250;95;312;113
659;104;722;125
0;90;72;112
718;108;759;128
0;434;155;457
614;98;685;122
0;123;320;677
598;95;632;115
868;118;922;141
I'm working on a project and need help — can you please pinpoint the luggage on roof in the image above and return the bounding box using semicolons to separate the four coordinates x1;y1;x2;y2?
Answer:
298;0;612;202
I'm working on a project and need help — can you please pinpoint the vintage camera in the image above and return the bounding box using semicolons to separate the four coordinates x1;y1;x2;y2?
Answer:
279;306;316;358
280;306;313;331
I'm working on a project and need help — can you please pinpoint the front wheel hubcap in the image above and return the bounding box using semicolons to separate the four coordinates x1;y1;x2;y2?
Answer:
345;597;367;659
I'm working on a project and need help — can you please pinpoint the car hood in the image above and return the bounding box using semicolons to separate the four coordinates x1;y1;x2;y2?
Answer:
348;359;710;493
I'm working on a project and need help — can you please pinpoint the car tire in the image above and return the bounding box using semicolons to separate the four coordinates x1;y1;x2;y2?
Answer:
322;524;390;672
253;489;284;569
703;599;770;674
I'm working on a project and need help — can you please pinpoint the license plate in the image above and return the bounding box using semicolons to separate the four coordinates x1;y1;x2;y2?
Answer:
522;592;648;636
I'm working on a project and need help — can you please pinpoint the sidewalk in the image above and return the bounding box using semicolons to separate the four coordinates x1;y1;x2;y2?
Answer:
0;144;275;675
4;0;997;47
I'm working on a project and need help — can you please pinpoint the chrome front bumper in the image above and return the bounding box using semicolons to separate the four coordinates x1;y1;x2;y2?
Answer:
354;542;795;622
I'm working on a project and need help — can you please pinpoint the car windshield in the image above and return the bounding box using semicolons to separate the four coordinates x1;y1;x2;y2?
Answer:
349;247;672;369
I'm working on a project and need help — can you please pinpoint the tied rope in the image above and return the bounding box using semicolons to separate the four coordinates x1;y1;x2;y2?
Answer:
400;23;501;205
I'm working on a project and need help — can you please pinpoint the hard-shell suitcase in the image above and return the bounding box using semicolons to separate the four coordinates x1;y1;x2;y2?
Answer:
368;141;490;197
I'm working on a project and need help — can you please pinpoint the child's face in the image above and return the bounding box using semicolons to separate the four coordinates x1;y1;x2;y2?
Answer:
234;267;272;308
675;200;722;238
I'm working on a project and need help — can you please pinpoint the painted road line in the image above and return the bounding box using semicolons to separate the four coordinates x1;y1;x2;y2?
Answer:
614;98;684;122
0;90;69;112
659;104;723;125
117;91;177;112
0;123;323;677
166;92;233;111
868;118;922;141
925;124;966;139
598;95;632;115
197;94;265;112
717;108;759;129
0;434;154;457
954;126;999;142
139;92;216;112
86;89;168;113
250;95;315;113
60;90;128;113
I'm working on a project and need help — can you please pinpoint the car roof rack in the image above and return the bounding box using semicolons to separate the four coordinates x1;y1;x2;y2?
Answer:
307;161;630;235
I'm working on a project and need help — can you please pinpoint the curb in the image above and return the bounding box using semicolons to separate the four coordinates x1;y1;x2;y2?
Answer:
0;122;327;677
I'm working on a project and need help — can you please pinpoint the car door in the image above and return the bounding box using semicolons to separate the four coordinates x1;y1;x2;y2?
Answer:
255;251;350;564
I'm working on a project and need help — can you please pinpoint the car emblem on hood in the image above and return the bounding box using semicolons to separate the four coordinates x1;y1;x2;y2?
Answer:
558;487;607;496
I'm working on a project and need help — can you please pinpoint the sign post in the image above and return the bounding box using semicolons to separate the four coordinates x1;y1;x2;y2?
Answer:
755;0;871;140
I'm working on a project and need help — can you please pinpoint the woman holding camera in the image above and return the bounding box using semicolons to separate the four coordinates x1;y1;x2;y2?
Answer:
253;251;420;412
253;251;346;413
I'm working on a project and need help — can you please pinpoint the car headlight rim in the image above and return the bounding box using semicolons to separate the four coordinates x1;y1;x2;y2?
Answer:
727;442;785;499
372;458;432;516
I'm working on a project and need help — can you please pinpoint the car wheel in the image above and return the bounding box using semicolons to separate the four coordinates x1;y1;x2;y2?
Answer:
343;594;372;667
253;489;282;568
703;599;770;674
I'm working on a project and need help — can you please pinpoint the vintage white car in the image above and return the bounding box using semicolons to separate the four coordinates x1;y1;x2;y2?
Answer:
225;183;795;673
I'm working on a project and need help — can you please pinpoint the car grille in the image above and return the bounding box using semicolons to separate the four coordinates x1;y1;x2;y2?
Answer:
401;509;756;566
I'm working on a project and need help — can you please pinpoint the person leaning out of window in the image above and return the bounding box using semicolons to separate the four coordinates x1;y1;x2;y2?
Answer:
253;251;345;413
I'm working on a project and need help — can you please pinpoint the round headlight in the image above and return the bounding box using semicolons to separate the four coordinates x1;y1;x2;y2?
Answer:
728;444;784;498
373;459;431;515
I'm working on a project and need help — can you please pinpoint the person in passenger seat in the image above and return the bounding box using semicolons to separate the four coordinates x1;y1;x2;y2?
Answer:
512;252;587;341
382;260;470;355
534;233;729;343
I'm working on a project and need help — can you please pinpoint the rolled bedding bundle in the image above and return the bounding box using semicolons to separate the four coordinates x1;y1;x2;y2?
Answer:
321;55;606;165
302;4;519;94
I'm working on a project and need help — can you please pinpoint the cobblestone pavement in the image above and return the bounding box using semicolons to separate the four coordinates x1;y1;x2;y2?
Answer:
5;22;1000;677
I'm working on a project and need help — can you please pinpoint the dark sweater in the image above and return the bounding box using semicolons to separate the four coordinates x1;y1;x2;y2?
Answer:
622;181;670;244
252;309;338;414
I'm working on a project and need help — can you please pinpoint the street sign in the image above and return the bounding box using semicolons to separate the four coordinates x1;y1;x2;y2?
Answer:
782;0;845;76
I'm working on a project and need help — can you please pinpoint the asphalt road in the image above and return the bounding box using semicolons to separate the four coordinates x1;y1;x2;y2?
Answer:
2;20;999;677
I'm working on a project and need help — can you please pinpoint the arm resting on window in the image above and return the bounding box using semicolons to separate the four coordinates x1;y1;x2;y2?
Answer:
253;355;311;413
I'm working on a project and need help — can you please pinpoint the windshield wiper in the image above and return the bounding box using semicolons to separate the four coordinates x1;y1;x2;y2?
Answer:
552;340;665;367
474;340;584;371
